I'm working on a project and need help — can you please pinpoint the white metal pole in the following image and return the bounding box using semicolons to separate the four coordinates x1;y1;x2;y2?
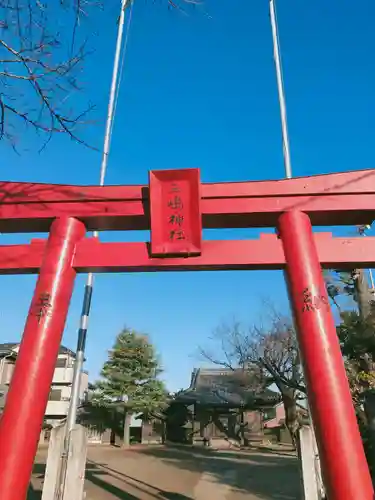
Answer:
98;0;130;191
358;225;375;294
66;0;131;434
269;0;292;179
269;2;324;497
369;269;375;291
55;3;132;498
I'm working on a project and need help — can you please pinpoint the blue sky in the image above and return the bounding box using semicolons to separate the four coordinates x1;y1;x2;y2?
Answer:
0;0;374;391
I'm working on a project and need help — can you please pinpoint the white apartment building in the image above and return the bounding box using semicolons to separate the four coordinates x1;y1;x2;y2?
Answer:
0;342;89;427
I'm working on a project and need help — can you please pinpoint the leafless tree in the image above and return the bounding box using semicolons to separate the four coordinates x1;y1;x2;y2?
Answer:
0;0;101;151
246;310;306;447
0;0;201;152
200;308;306;447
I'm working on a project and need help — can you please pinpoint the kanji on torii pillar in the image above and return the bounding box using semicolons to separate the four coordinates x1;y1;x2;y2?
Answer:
0;167;374;500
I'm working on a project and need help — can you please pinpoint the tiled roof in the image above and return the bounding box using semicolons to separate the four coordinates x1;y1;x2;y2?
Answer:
0;343;76;357
0;343;18;355
176;367;280;409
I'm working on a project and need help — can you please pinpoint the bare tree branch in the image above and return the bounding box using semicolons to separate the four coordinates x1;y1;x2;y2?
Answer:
199;305;307;447
0;0;99;151
1;0;205;152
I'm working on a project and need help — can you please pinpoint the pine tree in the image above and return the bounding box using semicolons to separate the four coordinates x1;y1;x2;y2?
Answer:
95;328;168;447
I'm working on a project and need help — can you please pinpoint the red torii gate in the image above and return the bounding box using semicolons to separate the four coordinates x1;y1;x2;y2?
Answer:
0;167;374;500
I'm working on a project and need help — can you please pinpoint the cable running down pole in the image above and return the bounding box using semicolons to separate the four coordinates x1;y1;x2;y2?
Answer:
66;0;133;434
55;4;133;497
269;0;292;179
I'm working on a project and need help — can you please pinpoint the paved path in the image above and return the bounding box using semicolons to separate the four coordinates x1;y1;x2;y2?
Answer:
29;445;301;499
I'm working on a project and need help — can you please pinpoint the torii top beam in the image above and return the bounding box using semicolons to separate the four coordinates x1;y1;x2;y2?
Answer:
0;168;374;233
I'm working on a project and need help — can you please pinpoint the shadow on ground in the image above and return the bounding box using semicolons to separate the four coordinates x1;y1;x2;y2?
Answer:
29;460;192;500
134;446;301;500
29;445;301;500
86;461;193;499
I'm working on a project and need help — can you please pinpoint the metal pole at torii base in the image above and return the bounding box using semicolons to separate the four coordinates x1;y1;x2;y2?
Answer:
54;2;133;498
279;211;373;500
269;2;373;498
66;0;132;436
268;1;323;497
269;0;292;180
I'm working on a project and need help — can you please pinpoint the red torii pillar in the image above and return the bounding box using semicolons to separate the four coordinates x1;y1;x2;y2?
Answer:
0;217;85;500
279;210;373;500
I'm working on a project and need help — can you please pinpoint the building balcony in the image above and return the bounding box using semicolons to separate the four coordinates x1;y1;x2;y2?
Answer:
0;363;15;385
52;367;74;384
0;384;8;409
45;400;70;417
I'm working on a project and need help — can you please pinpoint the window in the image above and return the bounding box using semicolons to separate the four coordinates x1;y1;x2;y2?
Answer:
48;389;62;401
55;358;66;369
263;407;276;421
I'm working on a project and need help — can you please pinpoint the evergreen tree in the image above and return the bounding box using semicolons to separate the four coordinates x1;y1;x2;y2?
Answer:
94;327;168;447
337;309;375;413
325;268;374;317
325;267;375;475
336;307;375;476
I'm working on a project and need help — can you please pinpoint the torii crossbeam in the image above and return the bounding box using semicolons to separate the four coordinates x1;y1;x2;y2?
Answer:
0;168;374;500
